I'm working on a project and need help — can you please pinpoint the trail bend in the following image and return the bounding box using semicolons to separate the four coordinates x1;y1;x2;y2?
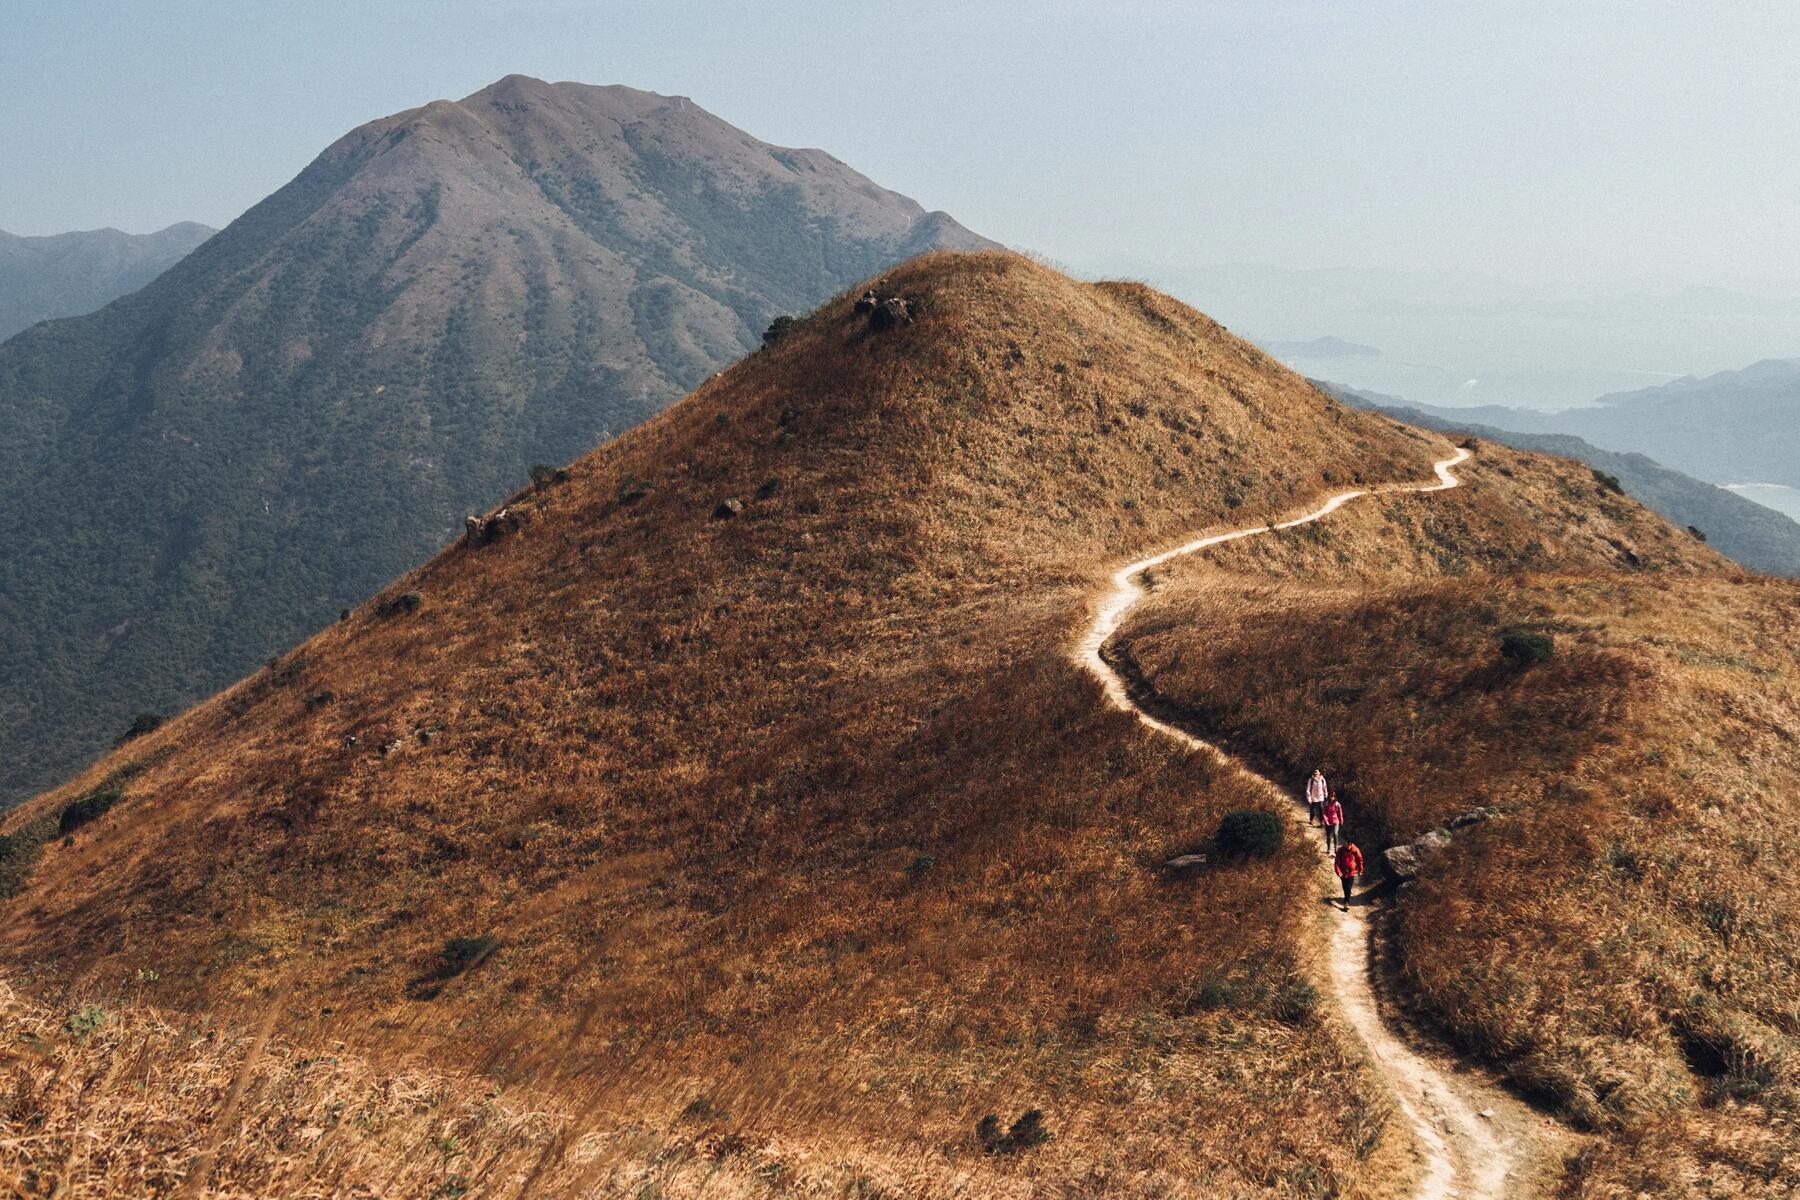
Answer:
1075;447;1553;1199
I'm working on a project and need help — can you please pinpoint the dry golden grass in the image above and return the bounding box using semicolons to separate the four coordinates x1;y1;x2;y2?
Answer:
2;253;1471;1195
1117;447;1800;1196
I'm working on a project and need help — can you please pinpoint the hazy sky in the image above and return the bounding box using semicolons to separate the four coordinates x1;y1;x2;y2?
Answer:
6;1;1799;292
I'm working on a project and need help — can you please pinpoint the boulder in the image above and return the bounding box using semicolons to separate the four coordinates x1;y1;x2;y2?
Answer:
1383;828;1452;879
713;498;744;519
1446;807;1493;831
463;515;485;543
1163;853;1208;875
869;296;912;332
852;290;878;315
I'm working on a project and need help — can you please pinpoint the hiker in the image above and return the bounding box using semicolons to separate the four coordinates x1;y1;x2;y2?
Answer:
1305;769;1328;825
1322;792;1345;853
1333;842;1364;906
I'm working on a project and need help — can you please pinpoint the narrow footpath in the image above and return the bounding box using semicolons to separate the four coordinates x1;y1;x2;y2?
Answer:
1075;447;1561;1199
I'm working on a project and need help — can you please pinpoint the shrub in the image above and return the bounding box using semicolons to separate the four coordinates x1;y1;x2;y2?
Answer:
64;1004;110;1038
441;935;499;973
907;852;937;878
1274;979;1321;1024
617;475;654;504
1499;630;1554;665
0;826;50;898
379;591;424;618
978;1109;1052;1153
1592;468;1624;495
1216;809;1283;858
115;711;163;746
1188;972;1239;1011
762;315;797;347
1687;524;1707;542
529;463;570;491
59;782;125;835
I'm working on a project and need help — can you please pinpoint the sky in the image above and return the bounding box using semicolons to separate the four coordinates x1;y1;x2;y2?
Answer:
6;0;1800;296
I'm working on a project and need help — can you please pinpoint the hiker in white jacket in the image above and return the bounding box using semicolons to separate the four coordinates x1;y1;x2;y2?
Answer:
1306;769;1328;826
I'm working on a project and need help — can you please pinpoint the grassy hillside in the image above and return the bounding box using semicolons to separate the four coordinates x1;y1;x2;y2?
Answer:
1114;439;1800;1196
0;75;995;810
0;253;1767;1196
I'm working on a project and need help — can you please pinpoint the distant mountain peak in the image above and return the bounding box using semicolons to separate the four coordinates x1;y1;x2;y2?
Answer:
0;80;996;809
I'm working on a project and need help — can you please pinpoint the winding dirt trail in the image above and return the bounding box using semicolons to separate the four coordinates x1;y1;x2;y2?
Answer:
1076;448;1560;1199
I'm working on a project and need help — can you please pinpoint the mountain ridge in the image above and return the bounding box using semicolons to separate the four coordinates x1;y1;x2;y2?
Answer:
4;253;1784;1198
1382;359;1800;488
0;220;215;340
1318;379;1800;577
0;76;996;809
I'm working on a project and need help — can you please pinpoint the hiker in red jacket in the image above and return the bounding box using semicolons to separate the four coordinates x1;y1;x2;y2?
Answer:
1333;842;1363;906
1322;793;1345;853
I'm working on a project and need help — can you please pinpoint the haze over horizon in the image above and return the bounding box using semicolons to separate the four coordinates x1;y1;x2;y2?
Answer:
7;1;1800;297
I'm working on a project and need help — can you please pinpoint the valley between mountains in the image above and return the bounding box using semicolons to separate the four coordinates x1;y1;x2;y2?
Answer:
4;254;1797;1197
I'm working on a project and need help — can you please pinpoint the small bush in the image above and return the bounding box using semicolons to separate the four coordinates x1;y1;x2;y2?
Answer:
1216;809;1283;858
1188;972;1239;1011
441;935;499;973
115;711;163;746
978;1109;1052;1154
617;475;654;504
1274;979;1321;1025
762;315;797;347
59;782;125;835
907;852;937;878
1499;630;1554;665
1591;468;1624;494
529;463;570;491
0;826;51;898
680;1096;729;1124
64;1004;111;1038
379;591;424;618
1687;524;1707;542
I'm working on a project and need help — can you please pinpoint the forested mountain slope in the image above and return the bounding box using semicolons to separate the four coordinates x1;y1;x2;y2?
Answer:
0;75;995;808
0;221;214;339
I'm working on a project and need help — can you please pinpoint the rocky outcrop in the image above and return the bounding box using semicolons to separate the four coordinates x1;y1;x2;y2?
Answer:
870;297;913;332
1383;809;1498;879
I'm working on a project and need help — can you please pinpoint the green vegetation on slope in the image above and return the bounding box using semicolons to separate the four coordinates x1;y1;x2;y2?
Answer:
0;76;994;809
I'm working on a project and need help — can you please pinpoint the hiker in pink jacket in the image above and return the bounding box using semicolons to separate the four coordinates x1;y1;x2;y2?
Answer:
1322;794;1345;853
1305;769;1328;826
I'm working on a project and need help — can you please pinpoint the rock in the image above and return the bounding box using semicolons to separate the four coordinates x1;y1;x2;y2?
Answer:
466;507;523;544
1447;808;1491;831
1163;853;1208;875
869;296;912;332
713;498;744;519
1383;828;1452;879
852;290;878;315
1478;1109;1495;1120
